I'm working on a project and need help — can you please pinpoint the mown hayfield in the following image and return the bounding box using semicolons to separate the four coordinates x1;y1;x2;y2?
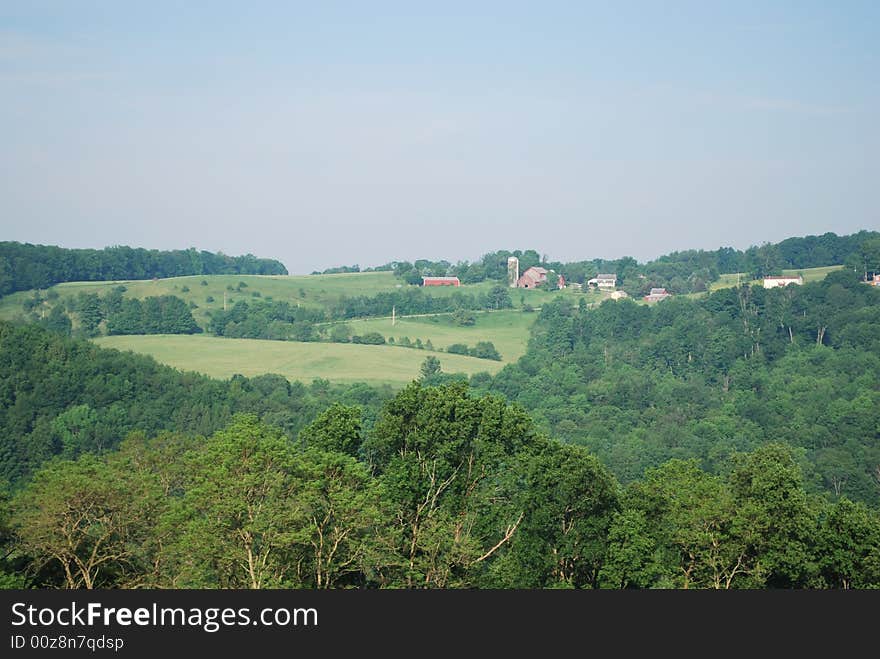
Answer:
333;308;538;363
708;265;844;291
93;334;504;387
782;265;844;282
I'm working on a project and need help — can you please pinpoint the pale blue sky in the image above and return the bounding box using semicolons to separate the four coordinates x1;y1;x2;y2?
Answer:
1;1;878;273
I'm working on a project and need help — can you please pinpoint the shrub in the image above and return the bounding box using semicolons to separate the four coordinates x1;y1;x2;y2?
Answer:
452;309;476;326
352;332;385;345
330;324;352;343
471;341;501;361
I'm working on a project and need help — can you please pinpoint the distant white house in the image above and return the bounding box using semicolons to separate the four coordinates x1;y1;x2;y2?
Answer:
587;274;617;290
763;275;803;289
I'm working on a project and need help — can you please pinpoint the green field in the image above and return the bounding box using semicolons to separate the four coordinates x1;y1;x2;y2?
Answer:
93;334;505;387
708;265;844;291
0;271;588;326
333;309;537;363
782;265;844;282
0;272;409;326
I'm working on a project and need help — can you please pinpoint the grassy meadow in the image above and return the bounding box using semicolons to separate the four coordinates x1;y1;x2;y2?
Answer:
93;334;504;387
332;308;538;363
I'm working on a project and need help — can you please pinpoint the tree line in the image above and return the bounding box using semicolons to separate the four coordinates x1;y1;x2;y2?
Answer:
24;289;201;338
322;230;879;296
203;287;512;340
0;242;288;297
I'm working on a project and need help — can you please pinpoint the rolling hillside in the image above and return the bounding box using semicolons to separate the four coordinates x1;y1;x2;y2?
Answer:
0;271;585;327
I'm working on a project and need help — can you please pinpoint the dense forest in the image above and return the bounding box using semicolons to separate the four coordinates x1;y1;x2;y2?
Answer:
0;242;288;296
2;374;878;589
485;269;880;505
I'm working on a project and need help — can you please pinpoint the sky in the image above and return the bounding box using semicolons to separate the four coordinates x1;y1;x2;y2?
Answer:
1;1;878;274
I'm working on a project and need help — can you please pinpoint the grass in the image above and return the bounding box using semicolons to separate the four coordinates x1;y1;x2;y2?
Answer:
333;309;538;363
708;273;748;291
782;265;844;282
93;335;505;387
708;265;844;291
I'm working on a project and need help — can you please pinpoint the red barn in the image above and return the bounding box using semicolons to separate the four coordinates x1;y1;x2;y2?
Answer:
422;276;461;287
517;267;548;289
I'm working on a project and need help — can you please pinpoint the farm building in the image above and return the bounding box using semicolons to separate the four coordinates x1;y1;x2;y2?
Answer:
507;257;520;287
588;274;617;289
422;276;461;287
867;274;880;286
557;274;566;289
644;287;671;302
517;267;549;289
763;275;803;289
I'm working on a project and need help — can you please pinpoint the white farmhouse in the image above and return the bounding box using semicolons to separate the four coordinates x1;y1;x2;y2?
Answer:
763;275;803;289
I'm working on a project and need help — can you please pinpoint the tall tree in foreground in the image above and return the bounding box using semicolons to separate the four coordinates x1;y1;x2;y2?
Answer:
365;382;541;587
729;444;819;588
494;442;619;588
166;415;306;588
815;497;880;589
12;455;163;588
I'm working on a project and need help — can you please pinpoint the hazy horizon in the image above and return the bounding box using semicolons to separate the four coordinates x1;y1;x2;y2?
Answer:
2;1;878;274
